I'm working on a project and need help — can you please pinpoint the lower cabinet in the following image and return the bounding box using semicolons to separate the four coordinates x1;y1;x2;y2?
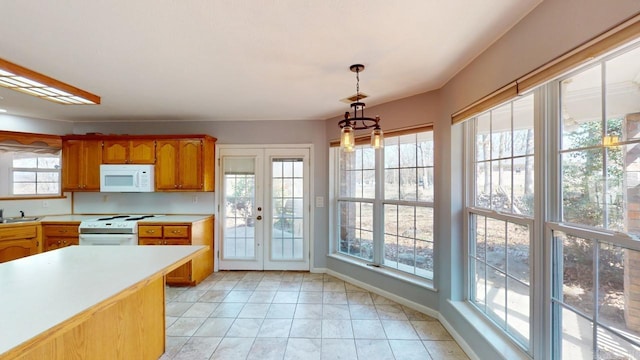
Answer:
138;216;213;286
0;224;40;263
42;223;79;251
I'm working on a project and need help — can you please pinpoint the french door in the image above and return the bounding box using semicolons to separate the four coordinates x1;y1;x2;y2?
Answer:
218;146;310;271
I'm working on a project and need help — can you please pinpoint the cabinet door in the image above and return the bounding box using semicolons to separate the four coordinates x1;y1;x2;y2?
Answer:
155;140;179;190
62;140;84;191
102;140;129;164
82;140;103;191
0;239;38;263
179;140;203;190
129;140;156;164
166;262;192;284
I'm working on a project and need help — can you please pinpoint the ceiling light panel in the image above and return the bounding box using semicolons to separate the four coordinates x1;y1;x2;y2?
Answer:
0;58;100;105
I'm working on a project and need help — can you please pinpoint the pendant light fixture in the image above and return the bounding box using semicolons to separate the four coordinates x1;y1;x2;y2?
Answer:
338;64;383;152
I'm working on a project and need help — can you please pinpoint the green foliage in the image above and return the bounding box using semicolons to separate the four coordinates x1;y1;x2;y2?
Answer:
562;118;623;228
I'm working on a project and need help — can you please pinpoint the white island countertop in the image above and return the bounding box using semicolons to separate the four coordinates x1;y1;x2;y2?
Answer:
0;245;205;356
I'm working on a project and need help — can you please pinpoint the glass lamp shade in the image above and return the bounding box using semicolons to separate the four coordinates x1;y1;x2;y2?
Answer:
603;135;619;146
371;127;384;149
340;126;355;152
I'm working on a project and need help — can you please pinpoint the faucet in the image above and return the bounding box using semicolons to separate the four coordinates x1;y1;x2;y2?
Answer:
0;209;3;221
19;210;24;218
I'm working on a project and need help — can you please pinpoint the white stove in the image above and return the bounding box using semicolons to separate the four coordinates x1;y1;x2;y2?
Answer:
78;215;159;246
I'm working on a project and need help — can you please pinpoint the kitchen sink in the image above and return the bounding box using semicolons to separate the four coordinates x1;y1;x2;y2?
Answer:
2;217;40;223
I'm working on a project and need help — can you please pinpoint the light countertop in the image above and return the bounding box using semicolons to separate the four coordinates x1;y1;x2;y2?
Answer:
39;214;213;223
0;245;205;355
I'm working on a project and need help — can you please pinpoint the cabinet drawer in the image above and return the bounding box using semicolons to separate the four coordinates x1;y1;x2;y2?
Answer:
138;238;164;245
163;226;189;238
45;237;77;249
0;225;38;241
139;225;162;238
43;225;79;237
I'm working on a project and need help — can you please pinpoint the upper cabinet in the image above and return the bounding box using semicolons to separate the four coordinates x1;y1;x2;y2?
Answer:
156;136;215;191
103;139;155;164
61;134;215;192
62;139;103;191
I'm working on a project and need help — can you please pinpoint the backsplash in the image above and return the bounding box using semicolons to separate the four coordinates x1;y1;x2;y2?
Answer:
73;192;216;215
0;195;72;218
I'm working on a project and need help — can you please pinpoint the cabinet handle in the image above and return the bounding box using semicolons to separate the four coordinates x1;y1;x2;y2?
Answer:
57;240;61;245
171;230;180;234
63;240;67;244
146;230;155;234
60;230;68;233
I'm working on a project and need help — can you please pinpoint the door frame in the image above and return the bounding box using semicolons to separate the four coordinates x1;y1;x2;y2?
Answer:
214;144;315;272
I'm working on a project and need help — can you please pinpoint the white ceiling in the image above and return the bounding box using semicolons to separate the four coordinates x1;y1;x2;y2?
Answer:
0;0;541;123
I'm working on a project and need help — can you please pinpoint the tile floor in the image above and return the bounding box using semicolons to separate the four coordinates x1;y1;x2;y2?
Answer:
160;271;470;360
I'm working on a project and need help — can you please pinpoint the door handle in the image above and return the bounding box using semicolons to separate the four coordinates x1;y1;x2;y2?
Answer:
256;216;262;220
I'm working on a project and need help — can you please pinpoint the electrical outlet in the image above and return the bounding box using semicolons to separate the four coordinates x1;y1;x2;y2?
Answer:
103;195;109;202
42;200;49;208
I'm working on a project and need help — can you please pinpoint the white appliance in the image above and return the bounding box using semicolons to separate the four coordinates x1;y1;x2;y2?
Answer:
100;164;155;192
78;214;158;245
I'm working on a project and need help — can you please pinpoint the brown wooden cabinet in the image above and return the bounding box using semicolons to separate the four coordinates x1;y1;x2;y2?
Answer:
0;224;40;263
62;139;103;191
155;136;215;192
103;139;155;164
42;223;79;251
138;216;213;286
62;134;215;192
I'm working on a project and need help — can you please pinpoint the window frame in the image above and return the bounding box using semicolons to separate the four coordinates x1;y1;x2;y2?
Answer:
463;38;640;359
10;153;61;196
331;129;436;283
464;92;539;355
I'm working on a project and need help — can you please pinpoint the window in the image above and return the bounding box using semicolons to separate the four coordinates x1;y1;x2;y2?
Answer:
383;132;434;277
464;39;640;358
337;146;375;262
334;130;435;280
552;44;640;359
0;131;62;198
11;153;60;195
467;94;535;352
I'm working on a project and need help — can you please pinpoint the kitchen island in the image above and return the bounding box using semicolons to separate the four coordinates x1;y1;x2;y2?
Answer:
0;245;206;360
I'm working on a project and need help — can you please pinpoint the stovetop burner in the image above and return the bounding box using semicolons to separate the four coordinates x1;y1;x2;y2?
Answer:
96;215;130;221
125;215;156;221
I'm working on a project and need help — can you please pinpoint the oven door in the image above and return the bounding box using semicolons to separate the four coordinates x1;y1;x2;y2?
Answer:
79;234;138;246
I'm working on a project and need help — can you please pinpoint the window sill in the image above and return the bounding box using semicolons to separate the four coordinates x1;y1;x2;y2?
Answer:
446;300;531;360
327;253;437;292
0;195;67;201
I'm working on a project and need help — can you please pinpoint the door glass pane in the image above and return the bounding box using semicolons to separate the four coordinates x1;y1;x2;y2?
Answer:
223;157;256;259
271;158;304;261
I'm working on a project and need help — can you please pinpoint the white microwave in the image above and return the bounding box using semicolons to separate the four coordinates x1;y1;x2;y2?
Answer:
100;164;155;192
